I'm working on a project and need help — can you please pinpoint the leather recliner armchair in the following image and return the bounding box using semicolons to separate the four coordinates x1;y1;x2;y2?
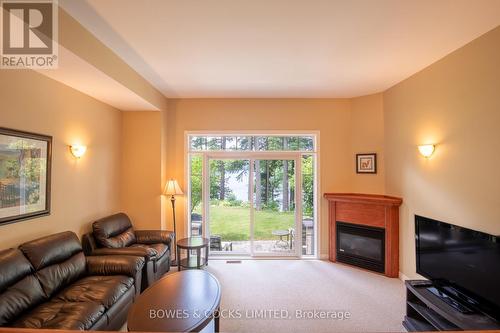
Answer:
82;212;174;291
0;231;144;330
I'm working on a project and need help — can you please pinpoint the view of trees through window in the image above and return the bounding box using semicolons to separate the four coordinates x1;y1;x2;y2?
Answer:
190;135;314;152
188;135;316;256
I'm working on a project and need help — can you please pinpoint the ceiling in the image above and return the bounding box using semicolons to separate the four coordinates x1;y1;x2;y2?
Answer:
60;0;500;98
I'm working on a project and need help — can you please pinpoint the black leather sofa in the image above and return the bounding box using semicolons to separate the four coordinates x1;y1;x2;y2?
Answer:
0;231;144;330
82;213;173;291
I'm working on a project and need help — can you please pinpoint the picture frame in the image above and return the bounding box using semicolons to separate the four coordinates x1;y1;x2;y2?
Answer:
356;153;377;174
0;127;52;226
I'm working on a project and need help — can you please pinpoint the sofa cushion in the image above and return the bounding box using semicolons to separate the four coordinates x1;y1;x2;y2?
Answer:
54;275;134;309
19;232;86;298
132;243;168;259
12;301;105;330
0;249;34;293
100;227;136;249
35;252;87;298
93;213;137;248
0;249;47;326
19;231;83;270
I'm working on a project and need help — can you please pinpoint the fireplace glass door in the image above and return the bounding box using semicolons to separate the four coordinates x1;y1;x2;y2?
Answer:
336;222;385;273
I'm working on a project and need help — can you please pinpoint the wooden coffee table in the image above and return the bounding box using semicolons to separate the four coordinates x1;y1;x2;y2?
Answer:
127;270;221;332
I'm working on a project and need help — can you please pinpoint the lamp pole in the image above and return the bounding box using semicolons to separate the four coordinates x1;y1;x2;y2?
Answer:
170;194;178;266
165;179;183;267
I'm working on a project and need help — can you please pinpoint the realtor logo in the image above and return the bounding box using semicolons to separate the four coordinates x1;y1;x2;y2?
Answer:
1;0;58;68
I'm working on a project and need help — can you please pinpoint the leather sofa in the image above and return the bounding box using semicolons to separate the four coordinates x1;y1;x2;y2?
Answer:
82;213;173;291
0;231;144;330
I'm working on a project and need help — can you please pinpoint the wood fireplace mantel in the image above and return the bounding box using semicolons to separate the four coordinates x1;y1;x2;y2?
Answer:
324;193;402;277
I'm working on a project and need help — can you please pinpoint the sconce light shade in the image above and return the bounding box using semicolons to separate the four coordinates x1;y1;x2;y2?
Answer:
70;145;87;158
418;144;435;158
164;179;184;196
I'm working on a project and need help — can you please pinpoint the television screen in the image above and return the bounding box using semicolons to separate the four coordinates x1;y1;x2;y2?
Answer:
415;215;500;320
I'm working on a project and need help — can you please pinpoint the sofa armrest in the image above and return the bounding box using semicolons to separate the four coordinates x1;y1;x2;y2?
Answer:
86;255;144;278
90;247;157;260
135;230;174;247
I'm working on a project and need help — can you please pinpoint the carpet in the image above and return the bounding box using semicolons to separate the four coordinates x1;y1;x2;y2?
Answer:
205;259;406;333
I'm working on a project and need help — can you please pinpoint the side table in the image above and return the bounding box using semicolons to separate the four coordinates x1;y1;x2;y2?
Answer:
177;237;210;271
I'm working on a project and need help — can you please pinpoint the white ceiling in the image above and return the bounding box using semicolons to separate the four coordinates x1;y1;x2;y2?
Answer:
61;0;500;98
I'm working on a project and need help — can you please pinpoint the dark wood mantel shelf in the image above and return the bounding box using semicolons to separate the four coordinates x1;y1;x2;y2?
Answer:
324;193;403;278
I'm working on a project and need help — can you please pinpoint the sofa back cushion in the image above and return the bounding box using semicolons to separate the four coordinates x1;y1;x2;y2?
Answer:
19;231;86;298
0;249;47;326
93;213;136;248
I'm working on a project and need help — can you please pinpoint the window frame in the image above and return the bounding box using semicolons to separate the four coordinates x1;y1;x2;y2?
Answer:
184;130;320;259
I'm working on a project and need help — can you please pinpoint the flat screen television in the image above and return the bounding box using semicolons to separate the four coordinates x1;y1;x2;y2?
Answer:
415;215;500;321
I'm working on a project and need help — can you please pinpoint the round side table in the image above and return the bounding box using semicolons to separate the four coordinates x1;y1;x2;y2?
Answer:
272;229;290;248
177;237;210;271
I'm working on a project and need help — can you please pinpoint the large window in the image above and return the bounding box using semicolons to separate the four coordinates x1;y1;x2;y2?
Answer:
187;133;318;258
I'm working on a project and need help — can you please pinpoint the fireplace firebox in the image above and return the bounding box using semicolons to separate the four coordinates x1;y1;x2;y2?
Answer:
336;222;385;273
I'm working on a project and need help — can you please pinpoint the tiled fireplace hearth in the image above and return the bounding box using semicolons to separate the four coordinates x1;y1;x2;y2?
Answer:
324;193;402;277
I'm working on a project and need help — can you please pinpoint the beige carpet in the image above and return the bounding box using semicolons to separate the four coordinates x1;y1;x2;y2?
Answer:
205;259;406;333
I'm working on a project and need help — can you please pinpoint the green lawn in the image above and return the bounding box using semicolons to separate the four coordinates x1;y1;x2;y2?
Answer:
205;205;294;241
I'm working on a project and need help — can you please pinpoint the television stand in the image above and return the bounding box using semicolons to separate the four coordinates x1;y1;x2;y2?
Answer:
427;287;474;314
403;280;500;331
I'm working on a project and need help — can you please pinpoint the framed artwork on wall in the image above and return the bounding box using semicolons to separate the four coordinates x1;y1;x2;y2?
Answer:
356;153;377;174
0;128;52;225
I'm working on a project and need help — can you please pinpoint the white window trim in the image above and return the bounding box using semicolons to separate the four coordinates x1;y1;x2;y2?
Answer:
184;130;320;259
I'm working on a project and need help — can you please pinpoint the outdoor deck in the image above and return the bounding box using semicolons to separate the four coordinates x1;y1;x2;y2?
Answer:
210;229;314;255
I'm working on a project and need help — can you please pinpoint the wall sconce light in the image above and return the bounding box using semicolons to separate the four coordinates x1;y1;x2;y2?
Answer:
70;144;87;158
418;144;435;158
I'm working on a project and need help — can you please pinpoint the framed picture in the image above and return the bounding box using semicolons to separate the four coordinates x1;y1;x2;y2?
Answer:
356;153;377;174
0;128;52;225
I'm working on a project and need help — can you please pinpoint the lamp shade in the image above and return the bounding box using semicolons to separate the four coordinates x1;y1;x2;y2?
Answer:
164;179;184;196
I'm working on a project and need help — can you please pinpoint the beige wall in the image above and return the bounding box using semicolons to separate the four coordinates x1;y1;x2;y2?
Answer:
351;93;385;194
120;112;163;229
166;98;366;256
160;110;170;230
384;26;500;278
0;70;122;249
52;7;170;232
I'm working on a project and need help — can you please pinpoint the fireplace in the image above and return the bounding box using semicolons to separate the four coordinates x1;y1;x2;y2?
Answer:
325;193;402;277
336;222;385;273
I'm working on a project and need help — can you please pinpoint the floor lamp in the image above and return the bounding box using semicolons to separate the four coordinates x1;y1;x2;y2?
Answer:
164;179;183;266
